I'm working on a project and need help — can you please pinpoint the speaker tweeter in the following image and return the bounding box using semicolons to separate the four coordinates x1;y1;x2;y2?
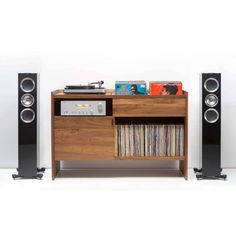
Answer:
205;94;218;107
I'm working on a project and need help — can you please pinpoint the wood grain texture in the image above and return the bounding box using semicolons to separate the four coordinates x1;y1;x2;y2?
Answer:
51;90;189;180
113;97;186;117
180;92;188;179
52;89;188;99
51;92;56;180
54;117;112;129
54;117;115;160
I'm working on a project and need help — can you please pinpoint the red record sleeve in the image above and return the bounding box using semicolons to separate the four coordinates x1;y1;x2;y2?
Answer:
149;81;183;95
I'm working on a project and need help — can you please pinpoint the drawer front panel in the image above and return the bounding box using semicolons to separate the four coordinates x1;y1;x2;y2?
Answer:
54;117;114;160
113;98;186;117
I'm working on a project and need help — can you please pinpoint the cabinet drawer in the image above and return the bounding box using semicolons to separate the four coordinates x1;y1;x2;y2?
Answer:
53;117;115;160
113;98;186;117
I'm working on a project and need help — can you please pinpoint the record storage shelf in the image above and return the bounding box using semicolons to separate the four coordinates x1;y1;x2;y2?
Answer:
51;89;188;180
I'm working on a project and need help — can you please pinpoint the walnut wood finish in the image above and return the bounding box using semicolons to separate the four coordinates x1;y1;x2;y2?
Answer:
54;117;114;161
113;97;186;117
51;90;188;180
51;93;60;180
52;89;188;99
179;92;188;180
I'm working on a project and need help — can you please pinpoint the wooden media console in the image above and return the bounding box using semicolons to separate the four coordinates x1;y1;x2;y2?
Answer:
51;90;188;180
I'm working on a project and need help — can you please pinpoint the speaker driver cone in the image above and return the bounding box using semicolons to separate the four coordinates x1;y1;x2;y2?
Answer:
204;108;219;123
20;77;35;92
20;108;35;123
205;94;218;107
21;94;34;107
204;78;219;93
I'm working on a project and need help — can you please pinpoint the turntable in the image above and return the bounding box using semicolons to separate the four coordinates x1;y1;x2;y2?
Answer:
64;81;106;94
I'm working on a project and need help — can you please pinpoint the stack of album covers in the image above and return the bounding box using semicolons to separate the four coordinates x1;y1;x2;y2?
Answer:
116;124;184;157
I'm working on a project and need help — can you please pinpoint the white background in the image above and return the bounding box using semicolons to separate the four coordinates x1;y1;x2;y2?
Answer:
1;0;236;169
1;2;236;236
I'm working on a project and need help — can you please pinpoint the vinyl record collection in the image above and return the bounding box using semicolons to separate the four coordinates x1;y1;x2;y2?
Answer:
116;123;184;157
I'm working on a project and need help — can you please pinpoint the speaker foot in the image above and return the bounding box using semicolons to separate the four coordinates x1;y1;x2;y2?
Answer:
193;168;202;173
196;174;227;181
36;174;43;180
37;167;46;173
12;174;19;180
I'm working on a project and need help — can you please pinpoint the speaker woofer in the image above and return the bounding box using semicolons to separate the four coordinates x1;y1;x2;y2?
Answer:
204;108;219;123
205;94;218;107
20;77;35;93
21;94;34;107
204;78;219;93
20;108;35;123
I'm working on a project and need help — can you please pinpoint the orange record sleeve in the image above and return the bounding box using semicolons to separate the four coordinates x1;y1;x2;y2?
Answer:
149;81;183;95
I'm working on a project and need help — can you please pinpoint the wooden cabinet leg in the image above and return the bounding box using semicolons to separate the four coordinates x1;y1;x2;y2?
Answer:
52;160;60;180
52;159;56;180
180;159;188;180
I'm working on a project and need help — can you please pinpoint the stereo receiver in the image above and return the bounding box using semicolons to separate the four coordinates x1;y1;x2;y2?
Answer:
61;100;106;116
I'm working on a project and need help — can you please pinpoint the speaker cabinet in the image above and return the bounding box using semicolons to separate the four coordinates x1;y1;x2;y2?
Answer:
13;73;44;179
195;73;226;180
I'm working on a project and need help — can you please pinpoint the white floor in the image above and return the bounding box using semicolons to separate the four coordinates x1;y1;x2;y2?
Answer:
0;168;235;236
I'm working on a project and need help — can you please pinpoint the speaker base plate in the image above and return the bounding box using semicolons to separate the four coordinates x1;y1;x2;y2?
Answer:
12;173;43;180
196;174;227;181
12;167;45;180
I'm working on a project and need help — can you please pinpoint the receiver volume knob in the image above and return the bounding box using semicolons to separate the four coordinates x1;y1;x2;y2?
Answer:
97;103;103;113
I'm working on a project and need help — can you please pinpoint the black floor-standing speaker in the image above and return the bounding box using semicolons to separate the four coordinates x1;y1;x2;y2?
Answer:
12;73;45;180
194;73;227;180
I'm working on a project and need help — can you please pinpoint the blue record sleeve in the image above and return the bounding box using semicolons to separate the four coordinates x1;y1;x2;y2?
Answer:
115;81;147;95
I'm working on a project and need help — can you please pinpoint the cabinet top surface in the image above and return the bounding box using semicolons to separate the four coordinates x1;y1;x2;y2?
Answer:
52;89;188;99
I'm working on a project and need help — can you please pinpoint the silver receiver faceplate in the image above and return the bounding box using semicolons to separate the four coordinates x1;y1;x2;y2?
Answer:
61;100;106;116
